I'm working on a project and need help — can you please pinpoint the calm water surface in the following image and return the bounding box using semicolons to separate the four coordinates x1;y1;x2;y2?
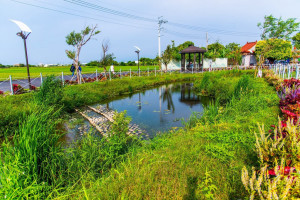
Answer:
64;82;211;141
93;82;210;137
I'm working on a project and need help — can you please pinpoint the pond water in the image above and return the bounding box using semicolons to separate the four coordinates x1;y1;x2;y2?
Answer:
64;82;211;141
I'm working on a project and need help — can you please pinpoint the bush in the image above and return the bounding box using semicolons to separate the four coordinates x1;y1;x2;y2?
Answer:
35;75;63;107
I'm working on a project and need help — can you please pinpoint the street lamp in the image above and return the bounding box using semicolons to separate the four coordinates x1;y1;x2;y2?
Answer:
134;46;141;71
11;19;32;89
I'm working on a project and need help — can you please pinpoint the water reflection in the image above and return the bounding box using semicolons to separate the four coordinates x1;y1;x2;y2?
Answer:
94;82;211;138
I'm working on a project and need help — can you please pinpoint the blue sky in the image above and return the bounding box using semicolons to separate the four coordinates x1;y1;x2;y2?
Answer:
1;0;299;65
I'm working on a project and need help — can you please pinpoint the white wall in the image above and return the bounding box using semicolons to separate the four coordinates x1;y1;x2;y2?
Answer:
242;55;256;66
203;58;228;68
165;60;181;70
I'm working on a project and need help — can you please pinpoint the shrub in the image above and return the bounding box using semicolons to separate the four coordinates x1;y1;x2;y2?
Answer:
35;75;63;107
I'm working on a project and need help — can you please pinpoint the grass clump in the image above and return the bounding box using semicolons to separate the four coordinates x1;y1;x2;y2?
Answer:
35;75;64;107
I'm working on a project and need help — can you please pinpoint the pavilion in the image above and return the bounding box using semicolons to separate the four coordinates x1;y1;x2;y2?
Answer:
179;45;206;71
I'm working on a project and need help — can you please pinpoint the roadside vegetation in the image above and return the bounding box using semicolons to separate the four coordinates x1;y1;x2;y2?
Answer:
0;70;284;199
0;65;158;80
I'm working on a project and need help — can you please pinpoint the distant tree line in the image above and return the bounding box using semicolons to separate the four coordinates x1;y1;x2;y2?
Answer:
86;57;159;67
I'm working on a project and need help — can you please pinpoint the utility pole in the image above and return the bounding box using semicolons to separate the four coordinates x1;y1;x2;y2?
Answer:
158;16;167;69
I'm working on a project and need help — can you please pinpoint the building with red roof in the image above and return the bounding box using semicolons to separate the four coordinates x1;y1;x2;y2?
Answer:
241;41;257;66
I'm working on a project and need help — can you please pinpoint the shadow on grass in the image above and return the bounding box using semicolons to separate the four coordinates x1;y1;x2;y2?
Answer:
183;176;199;200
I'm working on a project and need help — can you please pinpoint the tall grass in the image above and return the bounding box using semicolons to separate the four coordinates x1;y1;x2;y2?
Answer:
0;107;63;199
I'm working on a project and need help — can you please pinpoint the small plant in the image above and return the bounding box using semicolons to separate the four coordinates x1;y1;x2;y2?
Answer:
197;170;217;199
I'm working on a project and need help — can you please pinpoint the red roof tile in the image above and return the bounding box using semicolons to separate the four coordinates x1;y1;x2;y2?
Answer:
241;41;257;53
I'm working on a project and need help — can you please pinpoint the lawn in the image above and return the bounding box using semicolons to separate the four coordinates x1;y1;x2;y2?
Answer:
0;65;159;80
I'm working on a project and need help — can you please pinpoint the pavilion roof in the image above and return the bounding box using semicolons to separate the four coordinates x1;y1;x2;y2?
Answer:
179;45;207;54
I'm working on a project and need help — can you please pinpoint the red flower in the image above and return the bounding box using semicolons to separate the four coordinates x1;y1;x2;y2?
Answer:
0;90;3;95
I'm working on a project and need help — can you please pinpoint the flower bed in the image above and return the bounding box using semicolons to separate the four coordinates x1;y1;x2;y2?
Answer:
242;71;300;199
12;84;24;94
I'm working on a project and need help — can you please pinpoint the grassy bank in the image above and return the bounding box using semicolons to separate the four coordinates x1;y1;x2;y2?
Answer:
0;65;158;80
62;71;278;199
0;72;199;136
0;70;280;199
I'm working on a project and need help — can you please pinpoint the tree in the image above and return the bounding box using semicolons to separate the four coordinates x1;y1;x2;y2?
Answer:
100;40;112;76
161;45;173;71
257;15;300;40
292;32;300;49
225;43;241;65
171;41;194;61
65;25;100;83
255;39;292;63
204;42;227;60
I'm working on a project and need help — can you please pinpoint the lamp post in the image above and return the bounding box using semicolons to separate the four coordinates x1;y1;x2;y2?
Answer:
11;20;32;89
134;46;141;72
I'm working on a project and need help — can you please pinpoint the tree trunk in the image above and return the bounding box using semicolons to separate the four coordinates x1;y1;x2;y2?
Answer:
75;47;82;84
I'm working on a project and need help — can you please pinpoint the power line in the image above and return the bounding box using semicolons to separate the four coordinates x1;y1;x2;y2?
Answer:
10;0;156;30
63;0;260;37
11;0;261;38
63;0;156;22
31;0;155;28
167;22;259;37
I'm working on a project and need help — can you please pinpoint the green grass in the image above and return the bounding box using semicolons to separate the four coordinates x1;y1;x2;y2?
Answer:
63;71;279;199
0;70;280;199
0;72;199;136
0;65;159;80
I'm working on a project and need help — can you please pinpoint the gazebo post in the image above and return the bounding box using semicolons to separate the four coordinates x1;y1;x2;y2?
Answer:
202;53;204;71
181;53;185;71
198;53;200;71
188;53;191;70
193;53;196;72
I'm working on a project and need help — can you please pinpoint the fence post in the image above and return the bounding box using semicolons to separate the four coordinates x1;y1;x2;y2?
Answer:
40;73;43;86
155;67;156;76
130;68;131;79
120;69;122;79
192;67;193;74
62;72;64;86
79;73;82;84
109;69;112;81
296;65;299;79
288;65;291;79
9;75;13;95
148;67;149;76
96;69;98;81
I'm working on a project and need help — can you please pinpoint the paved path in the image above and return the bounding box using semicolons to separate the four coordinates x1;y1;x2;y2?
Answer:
0;73;97;92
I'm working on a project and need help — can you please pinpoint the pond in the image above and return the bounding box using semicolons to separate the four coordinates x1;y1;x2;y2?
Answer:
64;82;211;141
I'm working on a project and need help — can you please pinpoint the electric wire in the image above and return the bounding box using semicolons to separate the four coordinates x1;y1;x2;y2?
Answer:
10;0;156;30
10;0;260;38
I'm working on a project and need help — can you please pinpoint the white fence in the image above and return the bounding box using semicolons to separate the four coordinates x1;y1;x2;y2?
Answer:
1;64;297;95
